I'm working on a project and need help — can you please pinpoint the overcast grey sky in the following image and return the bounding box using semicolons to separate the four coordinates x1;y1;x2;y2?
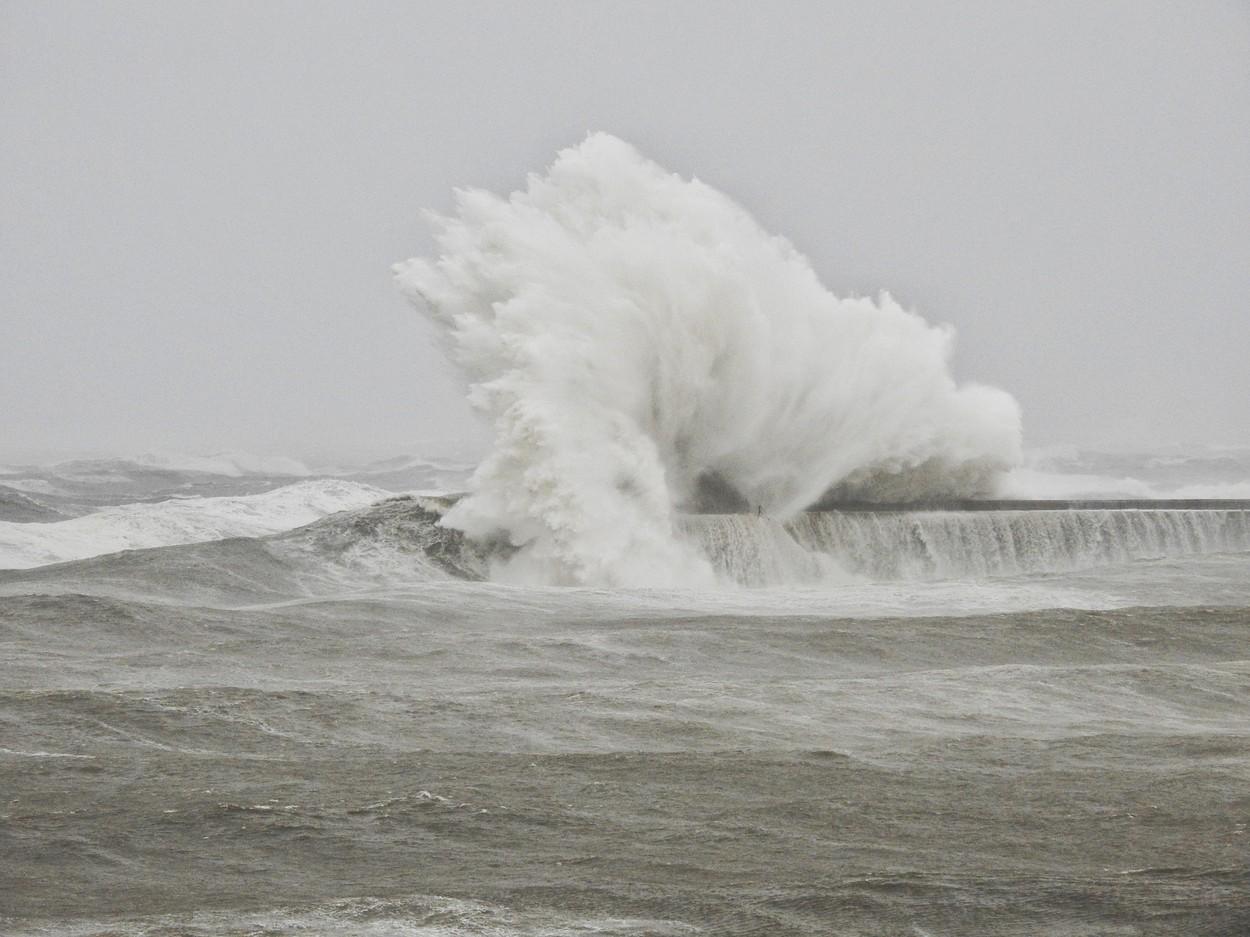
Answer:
2;0;1247;463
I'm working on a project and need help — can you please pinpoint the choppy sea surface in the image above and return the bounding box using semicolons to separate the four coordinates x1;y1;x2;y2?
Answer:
2;452;1248;936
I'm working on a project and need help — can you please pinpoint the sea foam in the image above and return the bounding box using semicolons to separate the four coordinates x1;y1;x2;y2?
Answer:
396;134;1021;586
0;479;387;570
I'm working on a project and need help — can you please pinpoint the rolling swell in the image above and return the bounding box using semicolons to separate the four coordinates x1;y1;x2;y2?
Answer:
5;591;1250;935
0;496;488;606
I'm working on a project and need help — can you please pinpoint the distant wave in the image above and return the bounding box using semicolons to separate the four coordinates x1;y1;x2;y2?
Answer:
999;446;1250;500
999;468;1250;500
129;450;313;477
396;133;1021;586
0;479;387;570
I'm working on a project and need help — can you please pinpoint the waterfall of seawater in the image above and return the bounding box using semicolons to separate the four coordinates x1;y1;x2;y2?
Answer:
679;509;1250;586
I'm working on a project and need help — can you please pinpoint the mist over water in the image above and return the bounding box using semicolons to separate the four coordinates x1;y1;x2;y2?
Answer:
395;134;1022;586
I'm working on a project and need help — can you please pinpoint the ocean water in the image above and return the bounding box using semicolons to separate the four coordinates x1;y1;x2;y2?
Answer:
2;455;1249;936
5;139;1249;934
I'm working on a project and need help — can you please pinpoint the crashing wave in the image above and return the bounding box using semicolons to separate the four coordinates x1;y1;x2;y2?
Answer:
396;134;1022;586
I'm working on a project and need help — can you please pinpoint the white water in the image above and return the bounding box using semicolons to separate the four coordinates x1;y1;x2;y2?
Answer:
396;134;1021;587
683;508;1250;585
994;445;1250;499
129;451;314;477
0;479;388;569
999;468;1250;500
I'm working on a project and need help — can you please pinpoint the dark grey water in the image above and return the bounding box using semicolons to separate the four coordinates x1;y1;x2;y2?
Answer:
2;498;1249;935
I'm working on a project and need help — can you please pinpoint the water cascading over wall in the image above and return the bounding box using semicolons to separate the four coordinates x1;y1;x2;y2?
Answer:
680;508;1250;586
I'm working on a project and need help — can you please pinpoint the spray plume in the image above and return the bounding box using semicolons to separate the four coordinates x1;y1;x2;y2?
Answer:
395;134;1021;586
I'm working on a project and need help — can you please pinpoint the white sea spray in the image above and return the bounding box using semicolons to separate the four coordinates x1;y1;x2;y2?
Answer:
396;134;1021;586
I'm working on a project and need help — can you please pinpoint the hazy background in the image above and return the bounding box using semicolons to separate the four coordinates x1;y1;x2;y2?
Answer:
3;0;1247;464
